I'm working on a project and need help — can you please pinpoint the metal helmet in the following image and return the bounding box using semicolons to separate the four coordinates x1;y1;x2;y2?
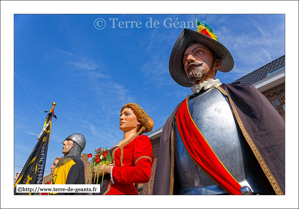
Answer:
63;133;86;151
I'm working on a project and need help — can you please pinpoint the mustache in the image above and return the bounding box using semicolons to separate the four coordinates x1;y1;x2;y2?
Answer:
188;61;203;67
188;61;203;72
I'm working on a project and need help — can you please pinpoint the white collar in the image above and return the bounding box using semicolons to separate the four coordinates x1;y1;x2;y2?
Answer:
191;79;222;94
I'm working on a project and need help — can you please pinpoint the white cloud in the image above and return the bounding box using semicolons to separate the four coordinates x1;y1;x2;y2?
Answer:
215;16;284;81
58;49;111;80
24;131;38;136
80;120;98;136
111;82;135;104
67;57;111;80
79;118;122;150
68;61;99;70
144;28;178;52
14;143;33;154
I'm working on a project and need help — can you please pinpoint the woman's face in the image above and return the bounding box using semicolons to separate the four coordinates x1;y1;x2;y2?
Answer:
50;159;59;175
15;173;20;182
119;107;140;132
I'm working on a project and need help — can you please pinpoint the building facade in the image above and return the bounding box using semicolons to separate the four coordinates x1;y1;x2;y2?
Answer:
234;55;285;120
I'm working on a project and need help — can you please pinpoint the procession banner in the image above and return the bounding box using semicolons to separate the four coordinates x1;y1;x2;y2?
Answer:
14;102;56;195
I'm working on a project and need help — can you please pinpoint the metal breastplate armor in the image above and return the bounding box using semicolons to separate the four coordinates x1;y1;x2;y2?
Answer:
174;88;274;195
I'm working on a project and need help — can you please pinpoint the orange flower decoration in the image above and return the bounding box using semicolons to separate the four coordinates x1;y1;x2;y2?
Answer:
87;153;92;158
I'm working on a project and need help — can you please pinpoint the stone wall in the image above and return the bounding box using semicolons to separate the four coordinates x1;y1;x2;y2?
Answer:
139;137;160;195
262;83;285;120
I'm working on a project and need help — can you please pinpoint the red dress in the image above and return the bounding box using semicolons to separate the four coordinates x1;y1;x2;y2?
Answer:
40;181;51;195
104;135;153;195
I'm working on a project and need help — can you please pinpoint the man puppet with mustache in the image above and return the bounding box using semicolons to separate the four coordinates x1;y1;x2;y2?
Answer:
153;21;285;195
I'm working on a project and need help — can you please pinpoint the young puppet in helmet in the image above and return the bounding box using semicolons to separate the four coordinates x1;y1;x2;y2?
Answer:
50;133;86;190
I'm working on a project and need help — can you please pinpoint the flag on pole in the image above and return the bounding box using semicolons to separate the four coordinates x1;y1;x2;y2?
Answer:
14;102;57;195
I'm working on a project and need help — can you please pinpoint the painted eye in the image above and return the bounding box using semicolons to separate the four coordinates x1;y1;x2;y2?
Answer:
183;56;187;64
195;50;203;55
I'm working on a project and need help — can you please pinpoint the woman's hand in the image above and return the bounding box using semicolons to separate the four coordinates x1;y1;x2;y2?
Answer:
93;164;113;177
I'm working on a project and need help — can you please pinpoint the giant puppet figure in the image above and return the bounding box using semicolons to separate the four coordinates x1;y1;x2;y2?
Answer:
153;21;285;195
51;133;86;188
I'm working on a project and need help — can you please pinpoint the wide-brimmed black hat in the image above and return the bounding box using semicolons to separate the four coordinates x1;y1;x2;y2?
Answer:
169;23;234;87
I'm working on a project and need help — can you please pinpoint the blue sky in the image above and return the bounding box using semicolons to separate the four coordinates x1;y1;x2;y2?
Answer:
13;14;285;176
1;0;298;208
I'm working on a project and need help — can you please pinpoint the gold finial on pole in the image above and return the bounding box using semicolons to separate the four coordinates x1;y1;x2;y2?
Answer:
51;102;56;110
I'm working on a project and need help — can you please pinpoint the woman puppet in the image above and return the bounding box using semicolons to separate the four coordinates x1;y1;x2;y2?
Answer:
93;103;154;195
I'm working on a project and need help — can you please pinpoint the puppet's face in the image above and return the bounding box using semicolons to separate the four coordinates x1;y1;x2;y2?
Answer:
50;159;59;175
183;43;220;84
15;173;20;182
62;139;73;155
119;108;140;132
